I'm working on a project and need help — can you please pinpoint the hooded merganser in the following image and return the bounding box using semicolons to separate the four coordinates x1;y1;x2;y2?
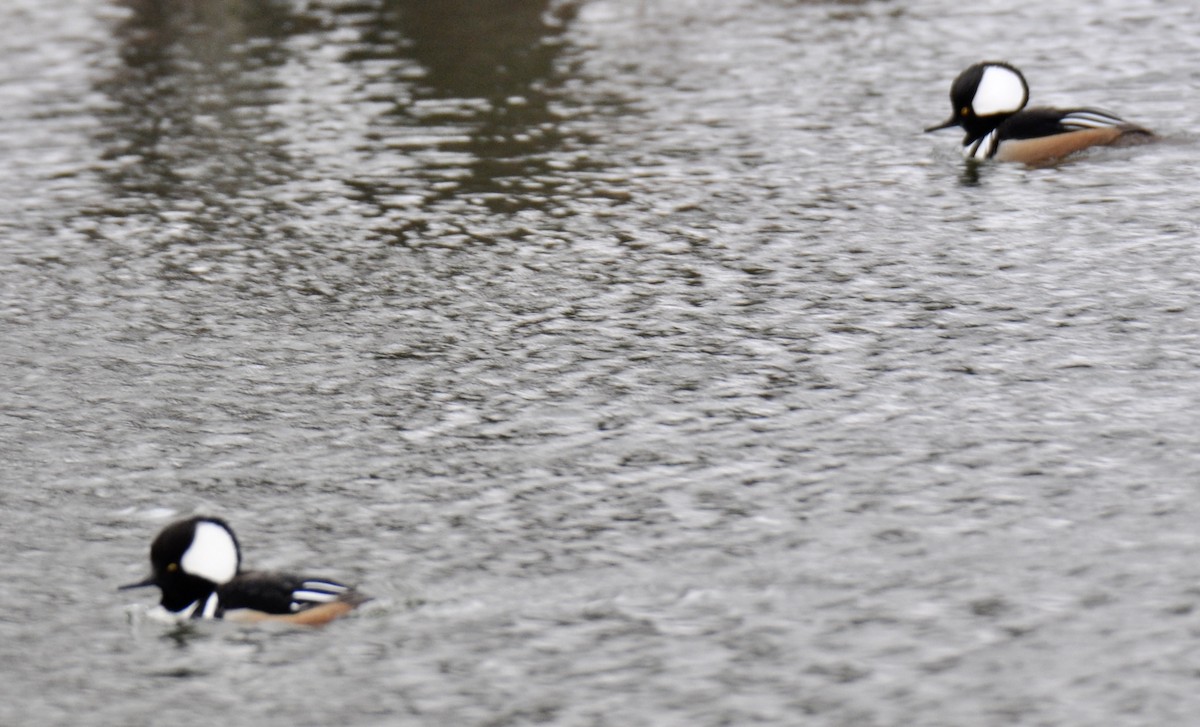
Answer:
120;516;367;626
926;62;1154;164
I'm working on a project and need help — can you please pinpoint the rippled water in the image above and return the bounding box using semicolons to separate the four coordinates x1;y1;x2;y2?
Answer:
4;0;1200;724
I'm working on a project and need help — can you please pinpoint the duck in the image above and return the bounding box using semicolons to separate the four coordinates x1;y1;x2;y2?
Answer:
120;516;367;626
926;61;1153;164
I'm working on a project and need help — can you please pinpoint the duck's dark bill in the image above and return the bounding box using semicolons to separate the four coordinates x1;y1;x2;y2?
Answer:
925;116;959;133
118;575;158;591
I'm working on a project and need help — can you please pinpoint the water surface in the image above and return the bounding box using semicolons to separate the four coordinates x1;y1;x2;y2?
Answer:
3;0;1200;725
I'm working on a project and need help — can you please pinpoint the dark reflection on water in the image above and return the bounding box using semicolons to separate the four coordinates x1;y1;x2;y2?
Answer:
372;0;594;212
380;0;577;99
95;0;301;240
341;0;608;235
92;0;605;249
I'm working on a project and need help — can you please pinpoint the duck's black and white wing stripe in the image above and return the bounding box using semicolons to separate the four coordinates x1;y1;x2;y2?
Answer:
219;571;356;615
1058;109;1131;130
289;579;352;612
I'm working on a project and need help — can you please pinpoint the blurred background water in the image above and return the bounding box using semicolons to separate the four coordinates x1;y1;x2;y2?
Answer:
3;0;1200;725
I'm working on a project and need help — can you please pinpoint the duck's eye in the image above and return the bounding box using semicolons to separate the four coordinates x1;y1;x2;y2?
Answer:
961;106;971;117
167;562;178;572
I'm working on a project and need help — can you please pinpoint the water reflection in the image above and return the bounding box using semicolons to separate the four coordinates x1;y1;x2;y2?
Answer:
91;0;609;252
343;0;603;231
93;0;301;255
381;0;578;100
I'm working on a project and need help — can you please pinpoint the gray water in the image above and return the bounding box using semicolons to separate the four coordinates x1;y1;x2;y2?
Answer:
3;0;1200;724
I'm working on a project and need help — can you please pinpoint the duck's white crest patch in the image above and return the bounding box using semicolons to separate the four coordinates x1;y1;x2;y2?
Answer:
972;65;1027;116
181;520;239;584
